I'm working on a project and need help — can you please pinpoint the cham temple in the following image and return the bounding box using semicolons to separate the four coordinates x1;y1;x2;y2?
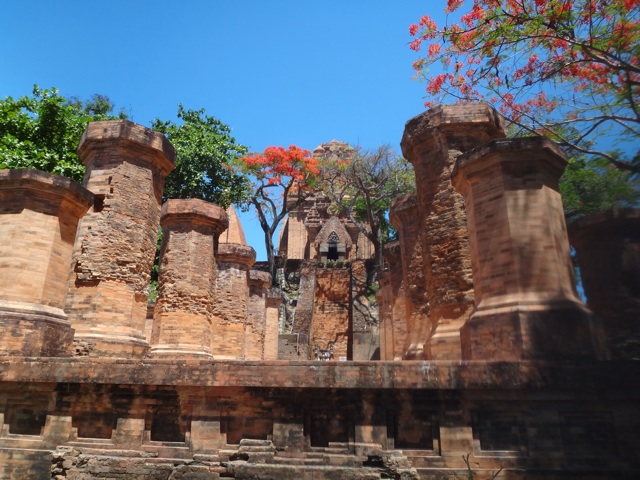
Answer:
0;103;639;479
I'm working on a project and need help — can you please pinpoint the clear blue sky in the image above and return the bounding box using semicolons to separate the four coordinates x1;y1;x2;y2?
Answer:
1;1;442;259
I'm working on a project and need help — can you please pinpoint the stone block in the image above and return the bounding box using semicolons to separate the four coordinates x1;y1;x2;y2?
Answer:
150;199;228;359
66;120;175;358
0;169;92;356
569;208;640;359
453;136;605;360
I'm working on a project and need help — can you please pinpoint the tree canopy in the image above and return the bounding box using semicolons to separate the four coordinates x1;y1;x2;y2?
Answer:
319;144;416;274
560;156;640;221
151;105;250;207
0;86;123;182
0;88;251;208
239;145;320;280
409;0;640;173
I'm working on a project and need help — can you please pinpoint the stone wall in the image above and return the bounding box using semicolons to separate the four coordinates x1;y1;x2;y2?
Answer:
64;120;175;358
569;208;640;359
312;267;352;360
0;169;92;357
1;359;639;479
400;104;506;360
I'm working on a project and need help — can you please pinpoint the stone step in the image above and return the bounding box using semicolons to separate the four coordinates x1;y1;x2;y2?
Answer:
323;453;369;467
245;452;275;463
323;447;351;455
227;461;381;480
270;456;325;466
239;439;274;446
238;445;277;452
275;451;325;459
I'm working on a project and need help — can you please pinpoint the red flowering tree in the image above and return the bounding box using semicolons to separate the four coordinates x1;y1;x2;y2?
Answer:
410;0;640;173
239;145;320;280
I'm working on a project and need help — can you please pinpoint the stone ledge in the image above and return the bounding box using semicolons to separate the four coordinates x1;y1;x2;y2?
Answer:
161;199;229;234
77;120;176;175
0;358;637;391
0;168;94;210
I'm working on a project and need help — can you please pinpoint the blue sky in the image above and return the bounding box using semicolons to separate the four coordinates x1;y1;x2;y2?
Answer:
1;1;440;259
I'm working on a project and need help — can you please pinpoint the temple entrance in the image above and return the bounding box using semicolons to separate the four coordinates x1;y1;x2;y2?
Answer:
327;241;339;261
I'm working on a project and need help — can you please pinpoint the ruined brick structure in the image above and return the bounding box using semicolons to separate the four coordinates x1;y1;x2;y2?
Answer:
277;140;379;361
0;111;639;480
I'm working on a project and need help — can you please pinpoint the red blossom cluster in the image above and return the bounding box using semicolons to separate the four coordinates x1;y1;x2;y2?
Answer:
240;145;319;189
408;0;640;144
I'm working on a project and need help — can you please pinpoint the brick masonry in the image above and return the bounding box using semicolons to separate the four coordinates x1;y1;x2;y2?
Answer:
312;268;352;359
378;242;408;361
64;120;176;358
150;199;228;359
0;169;93;356
0;113;638;479
400;104;506;360
212;243;256;359
452;137;606;361
569;208;640;359
389;193;430;360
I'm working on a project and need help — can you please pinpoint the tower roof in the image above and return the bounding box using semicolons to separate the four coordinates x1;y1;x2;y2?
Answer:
220;205;247;245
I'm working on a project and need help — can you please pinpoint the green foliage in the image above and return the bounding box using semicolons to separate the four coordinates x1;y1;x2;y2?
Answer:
560;156;640;221
0;86;116;182
151;105;251;207
320;145;416;273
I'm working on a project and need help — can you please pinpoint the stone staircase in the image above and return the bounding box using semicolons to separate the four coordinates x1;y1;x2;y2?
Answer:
220;439;420;479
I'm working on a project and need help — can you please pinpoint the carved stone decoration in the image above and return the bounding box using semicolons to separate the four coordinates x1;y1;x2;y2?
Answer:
314;216;352;262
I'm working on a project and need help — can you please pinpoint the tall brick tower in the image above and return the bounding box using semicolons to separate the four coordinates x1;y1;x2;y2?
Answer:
64;121;175;357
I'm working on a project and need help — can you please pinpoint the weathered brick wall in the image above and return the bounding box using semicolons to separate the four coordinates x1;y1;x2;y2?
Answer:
401;104;506;360
378;242;407;360
390;193;432;359
453;137;605;361
245;270;271;360
212;243;255;359
150;199;228;358
312;268;352;359
0;169;92;356
64;120;175;358
0;359;639;479
287;260;316;359
569;208;640;360
351;260;379;360
263;288;281;360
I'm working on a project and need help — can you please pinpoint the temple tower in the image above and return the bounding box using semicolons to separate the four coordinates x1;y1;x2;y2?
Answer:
0;169;93;356
452;136;607;360
400;104;506;359
569;208;640;359
150;199;228;358
212;206;256;359
64;120;175;357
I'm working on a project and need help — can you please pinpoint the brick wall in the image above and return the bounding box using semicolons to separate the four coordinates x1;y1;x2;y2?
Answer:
312;268;352;359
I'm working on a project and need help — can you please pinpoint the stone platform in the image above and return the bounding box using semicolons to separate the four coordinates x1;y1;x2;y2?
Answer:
1;358;638;479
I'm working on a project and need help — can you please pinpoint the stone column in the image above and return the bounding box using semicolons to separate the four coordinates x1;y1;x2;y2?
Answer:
378;242;407;361
0;169;93;356
389;193;430;359
312;268;352;360
263;288;281;360
150;199;228;358
64;120;175;357
245;270;272;360
452;137;606;360
569;208;640;359
211;243;256;359
400;103;506;359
